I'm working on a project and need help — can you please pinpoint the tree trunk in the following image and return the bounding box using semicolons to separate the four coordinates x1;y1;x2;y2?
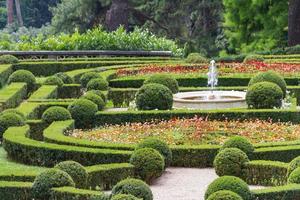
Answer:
15;0;23;26
288;0;300;46
6;0;14;25
105;0;129;31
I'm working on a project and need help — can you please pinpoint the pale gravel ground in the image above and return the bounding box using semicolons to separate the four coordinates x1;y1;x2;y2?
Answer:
150;168;264;200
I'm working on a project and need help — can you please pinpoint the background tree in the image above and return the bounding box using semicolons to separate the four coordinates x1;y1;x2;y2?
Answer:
6;0;13;25
15;0;23;26
288;0;300;46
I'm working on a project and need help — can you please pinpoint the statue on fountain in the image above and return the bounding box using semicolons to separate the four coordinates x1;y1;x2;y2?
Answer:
207;60;218;99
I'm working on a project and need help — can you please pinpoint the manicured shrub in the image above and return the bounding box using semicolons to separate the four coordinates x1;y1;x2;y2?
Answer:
54;161;88;189
130;148;164;183
0;55;19;64
32;169;75;200
54;72;74;84
8;70;36;89
221;136;254;156
87;78;109;91
207;190;243;200
0;113;25;138
111;178;153;200
204;176;251;200
111;194;141;200
246;82;283;109
243;54;264;63
80;72;102;87
0;109;26;121
43;76;64;87
86;90;107;103
186;53;208;63
81;93;105;111
288;167;300;184
135;83;173;111
248;71;287;97
68;99;98;128
288;156;300;175
213;148;249;178
136;138;172;168
144;74;179;94
42;106;72;124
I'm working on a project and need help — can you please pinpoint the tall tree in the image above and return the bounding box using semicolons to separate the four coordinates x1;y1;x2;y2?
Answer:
106;0;129;31
6;0;13;25
15;0;23;26
288;0;300;46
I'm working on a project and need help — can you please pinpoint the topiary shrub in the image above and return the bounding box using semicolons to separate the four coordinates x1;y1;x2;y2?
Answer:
0;55;19;64
111;194;141;200
288;156;300;175
68;99;98;128
186;53;208;64
80;72;102;87
0;109;25;121
0;113;25;138
243;54;264;63
248;71;287;97
288;167;300;184
213;148;249;178
41;106;72;124
130;148;164;183
54;161;88;189
204;176;251;200
111;178;153;200
54;72;74;84
246;82;283;109
81;93;105;111
135;83;173;111
86;90;107;103
144;74;179;94
32;169;75;200
136;138;172;168
87;78;109;91
43;76;64;87
8;70;36;90
221;136;254;156
207;190;243;200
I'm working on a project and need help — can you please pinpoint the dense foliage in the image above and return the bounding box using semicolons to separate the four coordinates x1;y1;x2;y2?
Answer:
42;106;72;124
221;136;254;156
207;190;243;200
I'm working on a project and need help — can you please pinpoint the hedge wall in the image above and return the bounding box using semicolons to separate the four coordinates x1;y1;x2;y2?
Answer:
28;85;58;101
58;84;82;99
0;83;27;111
50;187;107;200
0;181;32;200
0;65;13;88
252;184;300;200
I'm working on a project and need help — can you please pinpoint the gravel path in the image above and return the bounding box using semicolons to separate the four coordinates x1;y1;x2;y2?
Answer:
150;168;264;200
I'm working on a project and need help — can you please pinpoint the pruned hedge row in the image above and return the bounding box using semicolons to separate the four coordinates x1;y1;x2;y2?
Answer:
28;85;58;101
252;184;300;200
0;65;13;88
58;84;82;99
0;181;33;200
0;83;27;111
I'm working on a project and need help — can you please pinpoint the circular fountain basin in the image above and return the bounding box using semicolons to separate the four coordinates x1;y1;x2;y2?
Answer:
173;90;247;110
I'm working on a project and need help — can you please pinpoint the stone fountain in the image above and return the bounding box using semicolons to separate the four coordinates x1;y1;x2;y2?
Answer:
173;60;247;110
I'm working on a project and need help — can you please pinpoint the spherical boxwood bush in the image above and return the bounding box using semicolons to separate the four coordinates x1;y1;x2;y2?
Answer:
207;190;243;200
135;83;173;111
68;99;98;128
130;148;165;183
288;167;300;184
0;109;25;121
0;113;25;137
42;106;72;124
246;82;283;109
87;78;109;91
186;53;208;64
43;76;64;87
32;169;75;199
0;55;19;64
111;178;153;200
144;74;179;94
80;72;102;87
81;93;105;111
248;70;287;97
213;148;249;178
111;194;141;200
204;176;251;200
54;72;74;84
221;136;254;156
136;138;172;168
86;90;107;103
288;156;300;175
8;70;36;89
243;54;264;63
54;161;88;189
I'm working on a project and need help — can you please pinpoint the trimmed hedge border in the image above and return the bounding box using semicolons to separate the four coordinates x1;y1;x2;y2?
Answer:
28;85;58;101
50;187;106;200
0;83;27;111
0;65;13;88
0;181;32;200
252;184;300;200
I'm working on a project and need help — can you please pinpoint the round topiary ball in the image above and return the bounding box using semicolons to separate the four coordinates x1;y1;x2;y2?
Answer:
81;93;105;111
288;167;300;184
54;72;74;84
32;169;75;199
288;156;300;175
0;109;25;121
8;70;36;90
213;148;249;178
246;82;283;109
136;138;172;168
221;136;254;156
111;178;153;200
0;55;19;64
186;53;208;64
243;54;264;63
42;106;72;124
204;176;251;200
87;78;109;91
54;161;88;189
86;90;107;103
0;113;25;137
111;194;141;200
80;72;102;87
144;74;179;94
207;190;243;200
130;148;165;183
43;76;64;87
135;83;173;111
248;71;287;97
